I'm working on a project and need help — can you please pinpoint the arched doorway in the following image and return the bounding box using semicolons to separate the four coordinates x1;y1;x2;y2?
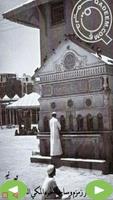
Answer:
97;113;103;130
87;114;93;131
60;115;66;131
77;115;83;131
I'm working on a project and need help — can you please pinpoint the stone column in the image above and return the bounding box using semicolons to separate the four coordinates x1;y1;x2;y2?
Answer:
83;116;87;131
16;110;18;125
93;116;98;131
30;109;32;127
103;76;112;130
74;117;77;131
102;131;113;174
0;104;2;127
12;110;15;125
103;107;112;130
38;111;50;132
9;110;11;125
103;92;112;130
5;108;7;126
36;109;38;124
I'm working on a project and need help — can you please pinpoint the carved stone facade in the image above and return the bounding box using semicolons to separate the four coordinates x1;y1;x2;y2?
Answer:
35;40;113;133
42;78;103;97
3;0;113;173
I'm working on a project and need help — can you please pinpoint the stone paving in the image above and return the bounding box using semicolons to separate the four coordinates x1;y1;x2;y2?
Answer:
0;128;113;200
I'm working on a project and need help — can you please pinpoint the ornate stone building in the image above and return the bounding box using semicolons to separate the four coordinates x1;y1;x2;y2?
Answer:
3;0;113;172
35;39;113;133
34;40;113;173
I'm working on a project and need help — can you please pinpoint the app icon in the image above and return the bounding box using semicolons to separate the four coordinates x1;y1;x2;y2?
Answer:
86;179;113;200
0;180;27;200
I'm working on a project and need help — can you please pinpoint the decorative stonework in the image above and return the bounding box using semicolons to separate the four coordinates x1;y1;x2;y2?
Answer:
37;40;113;136
89;78;103;92
63;50;88;70
64;52;76;70
53;79;88;96
67;99;74;107
86;99;92;107
36;39;112;78
41;77;103;97
51;102;56;109
55;63;65;72
42;85;52;97
40;65;106;83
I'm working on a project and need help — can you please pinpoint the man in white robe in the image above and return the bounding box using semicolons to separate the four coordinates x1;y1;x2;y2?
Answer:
49;112;63;157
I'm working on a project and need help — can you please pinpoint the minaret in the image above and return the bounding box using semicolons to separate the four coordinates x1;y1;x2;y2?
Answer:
38;0;74;64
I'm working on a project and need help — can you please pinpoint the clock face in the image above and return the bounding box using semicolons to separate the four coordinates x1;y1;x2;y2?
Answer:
64;52;76;70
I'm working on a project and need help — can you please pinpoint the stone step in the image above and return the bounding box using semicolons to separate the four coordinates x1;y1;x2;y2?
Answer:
30;155;108;174
31;155;51;164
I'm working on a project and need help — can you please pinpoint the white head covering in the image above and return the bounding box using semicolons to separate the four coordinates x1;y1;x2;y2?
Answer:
52;112;56;115
47;164;55;175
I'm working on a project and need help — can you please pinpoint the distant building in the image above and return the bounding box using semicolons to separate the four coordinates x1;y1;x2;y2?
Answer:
0;73;34;98
0;73;22;98
19;73;34;96
0;73;16;82
0;94;18;126
0;73;34;126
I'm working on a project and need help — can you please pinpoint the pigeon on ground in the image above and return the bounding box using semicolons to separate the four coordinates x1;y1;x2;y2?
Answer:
5;171;10;179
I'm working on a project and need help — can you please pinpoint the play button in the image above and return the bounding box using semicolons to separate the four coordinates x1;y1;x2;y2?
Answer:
86;180;113;200
9;186;18;193
0;180;27;200
94;186;104;195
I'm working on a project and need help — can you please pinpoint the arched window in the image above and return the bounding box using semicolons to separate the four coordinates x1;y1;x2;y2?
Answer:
77;115;83;131
97;113;103;130
43;116;49;132
60;115;66;131
69;114;74;131
87;114;93;131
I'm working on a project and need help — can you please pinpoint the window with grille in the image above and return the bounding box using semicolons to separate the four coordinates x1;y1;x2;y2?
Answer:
51;1;64;25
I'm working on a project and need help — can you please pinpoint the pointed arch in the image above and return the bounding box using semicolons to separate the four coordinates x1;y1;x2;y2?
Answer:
60;115;66;131
97;113;103;130
87;114;93;131
77;115;83;131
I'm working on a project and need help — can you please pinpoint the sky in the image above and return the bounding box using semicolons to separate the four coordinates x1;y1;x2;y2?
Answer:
0;0;40;77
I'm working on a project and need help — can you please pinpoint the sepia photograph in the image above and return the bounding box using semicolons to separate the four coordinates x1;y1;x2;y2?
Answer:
0;0;113;199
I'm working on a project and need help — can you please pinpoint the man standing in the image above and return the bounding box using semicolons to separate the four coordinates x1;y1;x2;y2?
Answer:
49;112;63;158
